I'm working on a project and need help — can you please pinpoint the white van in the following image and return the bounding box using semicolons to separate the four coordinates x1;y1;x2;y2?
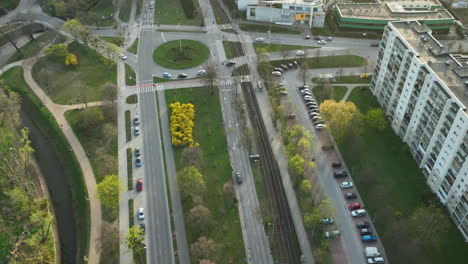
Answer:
365;247;380;257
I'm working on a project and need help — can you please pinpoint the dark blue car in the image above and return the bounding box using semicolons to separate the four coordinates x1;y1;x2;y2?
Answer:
362;235;377;242
135;158;142;168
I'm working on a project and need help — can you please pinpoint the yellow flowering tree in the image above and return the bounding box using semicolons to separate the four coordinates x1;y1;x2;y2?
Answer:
65;53;78;66
169;102;198;146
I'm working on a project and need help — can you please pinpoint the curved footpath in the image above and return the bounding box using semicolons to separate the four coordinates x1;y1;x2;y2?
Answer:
21;57;102;264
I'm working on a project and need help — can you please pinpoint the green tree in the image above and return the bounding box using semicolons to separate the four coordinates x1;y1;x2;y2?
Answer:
364;108;387;131
44;43;68;58
62;19;90;44
319;100;360;143
318;199;336;218
76;107;104;131
289;154;305;176
303;209;320;229
0;85;20;128
97;174;122;210
189;205;213;228
299;179;312;197
125;225;145;252
191;236;218;261
177;166;206;199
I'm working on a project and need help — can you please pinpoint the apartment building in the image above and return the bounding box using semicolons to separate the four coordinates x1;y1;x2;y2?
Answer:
370;21;468;241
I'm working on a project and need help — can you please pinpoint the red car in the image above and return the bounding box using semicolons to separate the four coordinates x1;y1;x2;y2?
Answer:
136;178;143;192
348;203;360;210
304;35;311;39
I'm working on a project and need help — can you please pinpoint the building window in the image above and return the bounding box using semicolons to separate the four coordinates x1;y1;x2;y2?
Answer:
289;6;295;10
250;8;256;17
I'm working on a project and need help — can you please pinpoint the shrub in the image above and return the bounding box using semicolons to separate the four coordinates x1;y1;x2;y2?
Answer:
65;53;78;66
169;102;198;147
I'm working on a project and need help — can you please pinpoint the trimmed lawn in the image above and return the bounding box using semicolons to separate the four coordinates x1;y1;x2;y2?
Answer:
155;0;202;26
78;0;116;27
128;38;139;54
125;64;136;85
6;31;58;64
33;41;117;104
254;43;317;53
341;87;468;264
126;94;138;104
100;36;124;47
165;87;245;263
271;55;367;69
118;0;132;22
239;23;301;34
153;40;210;69
313;85;348;103
312;75;371;84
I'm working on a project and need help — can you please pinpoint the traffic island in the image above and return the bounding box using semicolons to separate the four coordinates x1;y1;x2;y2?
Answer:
153;40;209;69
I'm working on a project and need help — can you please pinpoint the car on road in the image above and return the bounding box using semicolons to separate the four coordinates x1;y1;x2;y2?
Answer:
255;37;265;42
320;218;334;224
178;73;188;79
134;126;140;136
138;208;144;220
356;221;371;228
135;158;142;168
140;223;146;233
134;148;141;157
235;172;243;184
296;50;305;56
340;181;353;188
367;257;384;263
272;71;282;76
304;35;311;39
136;178;143;192
119;53;127;60
325;230;340;238
370;42;380;47
196;69;207;76
163;72;172;78
133;117;140;126
362;235;377;242
360;228;373;235
345;192;357;200
334;171;348;178
313;36;322;40
351;209;367;217
150;3;154;8
317;40;327;45
315;124;326;129
226;60;236;66
325;36;333;41
348;203;361;210
332;162;342;168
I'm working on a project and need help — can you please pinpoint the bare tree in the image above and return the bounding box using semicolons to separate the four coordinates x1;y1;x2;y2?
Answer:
297;60;309;85
203;62;218;95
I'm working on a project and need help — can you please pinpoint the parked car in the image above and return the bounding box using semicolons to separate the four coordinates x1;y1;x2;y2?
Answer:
320;218;334;224
138;208;145;220
135;158;142;168
134;126;140;136
356;221;371;228
133;117;140;126
196;69;207;76
134;148;141;157
351;209;367;217
313;36;322;40
360;228;373;235
370;42;380;47
178;73;188;78
311;116;321;121
317;40;327;45
119;53;127;60
334;171;348;178
140;223;146;233
340;181;353;188
332;162;342;168
278;90;288;95
310;113;320;118
226;60;236;66
272;71;282;76
325;230;340;238
235;172;243;184
313;119;324;125
315;124;326;129
304;35;311;39
136;178;143;192
362;235;377;242
348;203;361;210
255;37;265;42
281;64;289;70
163;72;172;78
296;50;305;56
288;63;294;69
293;61;299;68
298;84;309;90
367;257;384;264
274;67;284;73
345;192;357;200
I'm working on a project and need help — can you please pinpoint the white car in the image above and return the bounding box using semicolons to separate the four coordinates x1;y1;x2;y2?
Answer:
272;71;282;76
351;209;367;217
325;230;340;238
312;116;322;121
138;208;145;220
317;40;327;45
196;69;207;76
340;181;353;188
367;257;384;264
119;53;127;60
310;113;320;117
255;37;265;42
315;124;326;129
296;50;305;56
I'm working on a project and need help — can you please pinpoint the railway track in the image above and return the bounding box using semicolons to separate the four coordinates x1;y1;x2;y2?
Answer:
241;82;301;264
209;0;231;24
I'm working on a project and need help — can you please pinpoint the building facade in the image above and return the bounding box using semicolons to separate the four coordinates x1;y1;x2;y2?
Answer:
334;0;455;31
246;0;326;28
371;21;468;241
237;0;259;10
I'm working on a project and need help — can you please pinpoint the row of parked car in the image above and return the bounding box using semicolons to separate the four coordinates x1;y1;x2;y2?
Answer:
298;85;326;129
272;61;299;76
161;68;207;79
132;114;146;233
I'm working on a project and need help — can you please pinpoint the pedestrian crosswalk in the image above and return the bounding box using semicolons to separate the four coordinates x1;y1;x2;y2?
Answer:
141;24;154;30
137;84;164;94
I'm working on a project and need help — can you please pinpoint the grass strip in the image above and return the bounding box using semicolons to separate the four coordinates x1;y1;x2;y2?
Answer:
125;64;136;86
254;43;317;53
125;110;131;142
313;85;348;103
271;55;367;69
128;38;139;54
128;199;134;228
126;94;138;104
127;148;133;190
239;23;301;34
312;75;371;84
99;36;124;47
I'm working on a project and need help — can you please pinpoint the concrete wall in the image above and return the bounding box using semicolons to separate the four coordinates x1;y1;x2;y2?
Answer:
247;6;295;24
237;0;259;10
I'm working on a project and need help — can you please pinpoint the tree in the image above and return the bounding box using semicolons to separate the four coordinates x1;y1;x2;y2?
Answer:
0;85;20;129
299;179;312;197
289;154;305;176
303;210;320;229
62;19;89;42
189;205;213;227
77;107;104;131
190;236;217;261
223;180;236;201
203;62;218;95
65;53;78;66
181;146;203;169
364;108;387;131
97;174;122;210
45;43;69;58
103;43;120;61
297;59;309;85
101;82;118;103
96;221;119;263
125;225;145;253
319;100;360;143
318;199;336;218
408;205;450;248
177;166;206;199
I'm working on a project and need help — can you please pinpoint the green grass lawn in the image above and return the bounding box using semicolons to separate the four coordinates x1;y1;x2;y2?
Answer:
165;87;246;263
155;0;202;26
6;31;58;64
127;148;133;190
118;0;132;22
78;0;116;27
100;36;124;47
271;55;367;69
313;85;348;103
254;43;317;53
33;41;117;104
239;23;301;34
312;75;371;84
125;110;131;142
125;64;136;85
222;41;236;59
153;40;209;69
340;86;468;264
128;38;139;54
0;0;19;10
126;94;138;104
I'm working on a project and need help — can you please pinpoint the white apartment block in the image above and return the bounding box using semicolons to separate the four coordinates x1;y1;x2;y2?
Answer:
370;21;468;241
236;0;259;10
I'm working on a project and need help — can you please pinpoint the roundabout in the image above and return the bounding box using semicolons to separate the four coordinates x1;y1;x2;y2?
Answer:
153;39;210;69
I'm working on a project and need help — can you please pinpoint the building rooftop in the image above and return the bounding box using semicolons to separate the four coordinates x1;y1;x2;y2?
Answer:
336;0;454;21
391;21;468;107
260;0;323;6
